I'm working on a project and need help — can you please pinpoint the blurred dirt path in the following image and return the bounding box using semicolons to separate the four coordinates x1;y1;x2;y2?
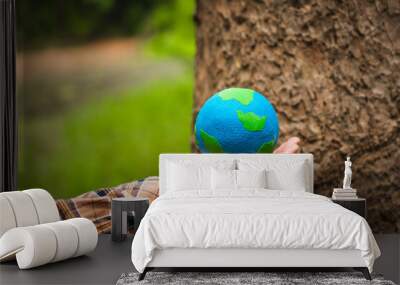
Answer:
17;38;187;117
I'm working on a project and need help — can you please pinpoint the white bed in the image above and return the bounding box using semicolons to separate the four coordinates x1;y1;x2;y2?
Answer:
131;154;380;280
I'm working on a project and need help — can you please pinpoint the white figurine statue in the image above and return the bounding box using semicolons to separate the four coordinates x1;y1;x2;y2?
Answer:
343;156;352;189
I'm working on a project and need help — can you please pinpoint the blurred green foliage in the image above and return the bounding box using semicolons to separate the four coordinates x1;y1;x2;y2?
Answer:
16;0;194;51
146;0;195;59
19;76;193;198
17;0;195;197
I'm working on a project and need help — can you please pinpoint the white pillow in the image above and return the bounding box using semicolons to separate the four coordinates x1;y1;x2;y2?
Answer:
211;169;267;190
236;169;267;189
266;168;306;191
211;168;236;190
167;159;236;170
166;160;236;192
238;159;307;191
167;162;211;191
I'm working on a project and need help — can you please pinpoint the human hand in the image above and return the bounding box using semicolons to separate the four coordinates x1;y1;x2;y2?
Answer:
273;137;301;154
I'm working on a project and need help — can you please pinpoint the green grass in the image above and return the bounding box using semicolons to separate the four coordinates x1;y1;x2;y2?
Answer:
18;76;193;198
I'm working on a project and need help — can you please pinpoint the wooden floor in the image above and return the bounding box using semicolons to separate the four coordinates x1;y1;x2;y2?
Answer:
0;234;398;285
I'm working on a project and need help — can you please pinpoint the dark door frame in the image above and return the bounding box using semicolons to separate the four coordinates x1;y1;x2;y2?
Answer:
0;0;17;192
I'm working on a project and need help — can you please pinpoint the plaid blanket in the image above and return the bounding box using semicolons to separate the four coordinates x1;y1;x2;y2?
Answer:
56;177;159;234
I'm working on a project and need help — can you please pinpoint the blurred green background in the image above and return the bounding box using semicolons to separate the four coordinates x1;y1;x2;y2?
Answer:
17;0;195;198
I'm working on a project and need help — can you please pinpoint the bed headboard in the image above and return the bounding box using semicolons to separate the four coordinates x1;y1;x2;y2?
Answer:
159;154;314;195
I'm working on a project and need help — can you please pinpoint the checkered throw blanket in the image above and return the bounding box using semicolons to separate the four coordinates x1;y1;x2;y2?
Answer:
56;177;159;234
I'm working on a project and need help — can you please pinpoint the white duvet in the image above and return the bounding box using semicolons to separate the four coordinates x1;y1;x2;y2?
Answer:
131;190;380;273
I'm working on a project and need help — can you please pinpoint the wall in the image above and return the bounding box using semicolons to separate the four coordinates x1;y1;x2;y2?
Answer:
195;0;400;233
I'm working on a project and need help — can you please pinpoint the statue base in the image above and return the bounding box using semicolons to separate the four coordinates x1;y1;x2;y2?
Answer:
332;188;358;199
334;188;357;192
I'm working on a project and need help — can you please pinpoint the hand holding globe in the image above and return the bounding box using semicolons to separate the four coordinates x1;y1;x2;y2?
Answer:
273;137;301;154
194;88;300;154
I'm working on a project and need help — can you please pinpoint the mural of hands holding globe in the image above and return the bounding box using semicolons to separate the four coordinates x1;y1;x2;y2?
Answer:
194;88;300;154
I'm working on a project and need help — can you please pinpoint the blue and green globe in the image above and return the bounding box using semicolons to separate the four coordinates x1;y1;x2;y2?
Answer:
194;88;279;153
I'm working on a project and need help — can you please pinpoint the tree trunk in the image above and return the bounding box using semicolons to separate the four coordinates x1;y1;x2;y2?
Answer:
195;0;400;233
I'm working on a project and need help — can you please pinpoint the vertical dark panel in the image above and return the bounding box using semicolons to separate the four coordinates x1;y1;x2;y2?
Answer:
0;0;17;192
111;199;122;241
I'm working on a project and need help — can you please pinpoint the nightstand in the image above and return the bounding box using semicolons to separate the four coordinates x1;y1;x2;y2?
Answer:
332;198;366;218
111;197;149;242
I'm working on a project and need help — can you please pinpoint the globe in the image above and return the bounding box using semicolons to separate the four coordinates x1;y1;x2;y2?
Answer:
194;88;279;153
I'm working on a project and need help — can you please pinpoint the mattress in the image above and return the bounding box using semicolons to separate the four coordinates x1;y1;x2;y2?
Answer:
131;190;380;273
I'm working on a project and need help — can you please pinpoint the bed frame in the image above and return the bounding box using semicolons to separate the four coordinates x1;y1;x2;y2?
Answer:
139;154;371;280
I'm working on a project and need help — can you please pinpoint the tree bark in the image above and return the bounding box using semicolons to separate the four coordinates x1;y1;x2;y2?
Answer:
195;0;400;233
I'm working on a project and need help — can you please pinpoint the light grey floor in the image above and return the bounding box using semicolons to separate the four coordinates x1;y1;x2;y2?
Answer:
0;234;398;285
